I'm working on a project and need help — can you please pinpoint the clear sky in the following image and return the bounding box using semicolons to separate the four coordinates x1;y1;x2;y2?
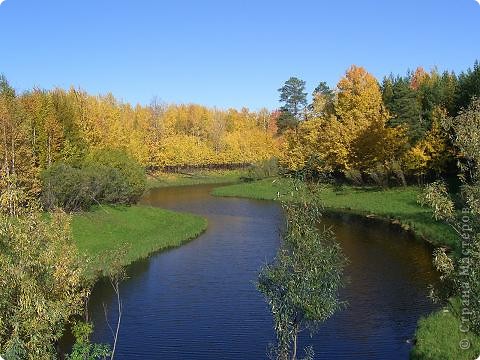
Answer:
0;0;479;110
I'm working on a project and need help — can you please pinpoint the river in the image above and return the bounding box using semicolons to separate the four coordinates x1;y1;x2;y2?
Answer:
87;183;439;359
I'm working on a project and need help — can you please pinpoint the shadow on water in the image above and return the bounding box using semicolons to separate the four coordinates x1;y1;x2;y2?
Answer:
83;184;439;359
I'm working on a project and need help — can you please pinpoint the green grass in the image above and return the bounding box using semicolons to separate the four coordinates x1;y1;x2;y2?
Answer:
411;300;480;360
146;169;248;189
212;178;457;249
72;205;207;279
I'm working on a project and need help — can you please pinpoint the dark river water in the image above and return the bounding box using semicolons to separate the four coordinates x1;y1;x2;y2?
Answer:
87;184;439;359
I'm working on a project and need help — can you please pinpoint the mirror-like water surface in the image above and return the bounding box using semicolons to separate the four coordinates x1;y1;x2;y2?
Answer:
87;184;439;359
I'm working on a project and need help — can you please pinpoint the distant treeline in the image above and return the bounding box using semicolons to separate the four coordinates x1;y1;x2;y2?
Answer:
0;77;279;198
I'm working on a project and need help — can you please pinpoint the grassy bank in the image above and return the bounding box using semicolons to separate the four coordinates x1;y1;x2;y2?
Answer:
72;205;207;279
146;169;248;189
411;300;480;360
212;178;457;249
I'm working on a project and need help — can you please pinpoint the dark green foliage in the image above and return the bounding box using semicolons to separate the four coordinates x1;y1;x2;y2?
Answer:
41;149;146;211
278;77;308;119
68;322;111;360
84;148;146;202
312;82;334;101
383;75;425;143
310;81;335;117
456;60;480;112
276;110;298;133
42;163;95;211
382;69;461;146
246;158;279;181
416;71;445;124
381;76;394;106
42;163;131;211
439;71;459;115
0;74;16;98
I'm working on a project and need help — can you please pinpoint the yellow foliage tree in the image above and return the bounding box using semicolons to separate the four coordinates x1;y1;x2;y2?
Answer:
281;66;407;175
402;106;451;176
157;134;216;167
335;65;405;171
2;73;279;177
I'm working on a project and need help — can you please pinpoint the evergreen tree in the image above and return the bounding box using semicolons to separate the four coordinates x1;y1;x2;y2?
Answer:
278;77;308;118
456;60;480;112
383;75;424;143
277;77;308;132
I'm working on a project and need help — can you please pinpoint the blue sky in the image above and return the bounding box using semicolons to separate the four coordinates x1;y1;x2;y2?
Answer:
0;0;479;110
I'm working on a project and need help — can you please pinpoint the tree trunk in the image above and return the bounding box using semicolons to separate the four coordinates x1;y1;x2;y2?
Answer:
110;279;122;360
291;328;298;360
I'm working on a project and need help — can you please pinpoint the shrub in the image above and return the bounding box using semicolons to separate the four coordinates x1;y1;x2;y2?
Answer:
83;165;131;205
41;163;94;212
68;322;111;360
296;156;331;182
84;149;146;202
390;160;407;187
245;158;279;181
343;169;363;186
368;163;389;188
41;149;147;211
0;209;89;358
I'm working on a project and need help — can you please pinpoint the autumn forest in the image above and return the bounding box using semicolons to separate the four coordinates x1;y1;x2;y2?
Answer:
1;57;480;360
2;61;480;197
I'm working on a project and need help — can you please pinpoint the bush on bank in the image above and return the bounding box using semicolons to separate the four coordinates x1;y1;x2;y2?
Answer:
41;149;146;212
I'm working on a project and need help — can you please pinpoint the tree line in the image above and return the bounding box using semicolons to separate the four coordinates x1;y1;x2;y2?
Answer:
277;60;480;184
0;76;279;202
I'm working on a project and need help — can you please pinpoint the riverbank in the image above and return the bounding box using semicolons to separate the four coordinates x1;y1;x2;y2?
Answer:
213;178;480;360
73;169;241;278
212;178;457;249
412;299;480;360
146;169;248;189
72;205;207;280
